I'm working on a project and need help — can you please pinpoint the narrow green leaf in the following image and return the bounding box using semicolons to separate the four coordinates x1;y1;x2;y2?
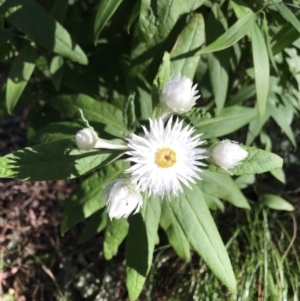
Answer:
246;108;270;145
170;13;205;79
151;52;171;110
206;5;230;112
198;12;255;54
188;105;257;139
202;192;224;212
227;84;256;106
0;0;88;64
153;52;171;90
126;194;161;301
104;218;129;260
123;93;137;132
270;168;286;184
169;184;237;292
274;3;300;36
230;0;251;18
200;170;250;209
60;160;129;234
127;0;140;34
262;16;278;74
260;194;294;212
49;94;127;138
208;145;283;175
271;18;300;54
94;0;123;44
269;103;296;147
50;55;64;91
78;209;108;243
6;44;36;114
251;23;269;119
160;201;191;262
0;139;125;181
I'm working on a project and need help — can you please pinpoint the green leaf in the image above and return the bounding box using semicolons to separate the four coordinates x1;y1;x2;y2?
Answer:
94;0;123;44
49;94;127;138
6;43;36;114
251;23;269;119
200;170;250;209
262;15;278;74
60;160;129;234
260;194;294;212
270;168;286;184
170;13;205;79
235;174;255;189
127;0;140;34
31;122;83;144
269;103;296;147
208;145;283;176
230;0;251;18
198;12;255;54
169;184;237;292
246;108;270;145
126;194;161;301
104;218;129;260
152;52;171;110
160;201;191;262
189;105;257;139
78;209;108;243
123;93;137;132
274;3;300;36
271;17;300;54
130;0;205;75
0;139;125;181
203;192;225;212
227;84;256;106
50;55;64;91
0;0;88;64
206;5;230;112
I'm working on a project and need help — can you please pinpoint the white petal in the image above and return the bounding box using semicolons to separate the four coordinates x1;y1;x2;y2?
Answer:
126;117;207;198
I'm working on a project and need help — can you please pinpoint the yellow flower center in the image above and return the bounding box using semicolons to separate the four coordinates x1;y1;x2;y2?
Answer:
155;148;177;168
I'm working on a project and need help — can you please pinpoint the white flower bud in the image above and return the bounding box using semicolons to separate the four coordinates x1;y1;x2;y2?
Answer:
209;140;248;169
75;128;98;150
160;74;200;116
104;178;143;219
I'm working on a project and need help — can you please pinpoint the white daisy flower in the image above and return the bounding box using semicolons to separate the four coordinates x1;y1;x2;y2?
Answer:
104;178;143;219
209;140;248;169
126;117;207;198
160;74;200;120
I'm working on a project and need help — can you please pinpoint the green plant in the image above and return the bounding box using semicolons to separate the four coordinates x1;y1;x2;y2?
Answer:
0;0;298;300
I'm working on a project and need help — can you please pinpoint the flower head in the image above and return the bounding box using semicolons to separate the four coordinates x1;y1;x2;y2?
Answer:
126;117;207;198
160;74;200;116
104;178;143;219
75;128;98;150
209;140;248;169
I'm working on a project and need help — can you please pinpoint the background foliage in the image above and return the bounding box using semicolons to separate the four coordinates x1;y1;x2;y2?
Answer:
0;0;299;300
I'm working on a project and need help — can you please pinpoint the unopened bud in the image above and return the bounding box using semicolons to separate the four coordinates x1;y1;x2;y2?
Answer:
104;178;143;219
75;128;98;150
209;140;248;169
160;74;200;116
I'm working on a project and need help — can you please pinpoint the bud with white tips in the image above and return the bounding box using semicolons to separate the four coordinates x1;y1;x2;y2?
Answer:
160;74;200;120
209;140;248;169
75;128;98;150
104;178;143;219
